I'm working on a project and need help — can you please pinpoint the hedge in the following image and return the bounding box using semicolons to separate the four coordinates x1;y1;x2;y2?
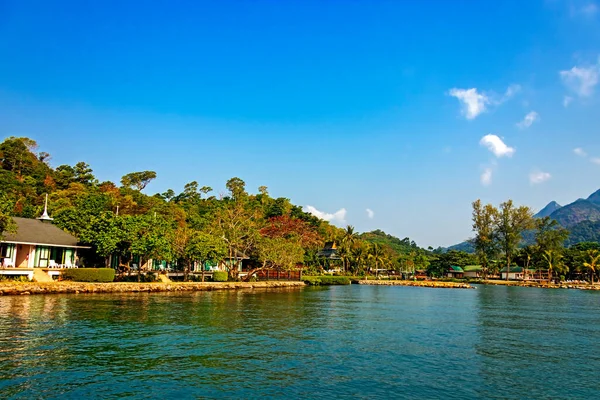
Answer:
61;268;116;282
212;271;228;282
303;276;351;286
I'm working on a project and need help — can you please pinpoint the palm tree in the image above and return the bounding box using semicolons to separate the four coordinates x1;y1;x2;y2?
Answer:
340;226;357;273
583;250;600;284
368;243;385;277
351;246;366;276
542;250;564;283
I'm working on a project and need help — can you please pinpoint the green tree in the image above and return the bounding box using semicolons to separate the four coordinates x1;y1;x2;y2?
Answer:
0;195;15;237
368;243;386;277
184;230;227;282
471;200;498;279
209;200;261;280
583;250;600;284
73;162;96;185
542;249;565;283
225;177;247;200
121;171;157;191
249;237;304;281
494;200;535;281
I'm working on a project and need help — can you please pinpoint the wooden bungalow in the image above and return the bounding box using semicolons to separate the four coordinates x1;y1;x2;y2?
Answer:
463;265;483;278
1;217;89;280
447;265;464;278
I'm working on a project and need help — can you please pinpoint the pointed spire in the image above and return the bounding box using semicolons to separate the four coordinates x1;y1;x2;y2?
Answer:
37;194;54;222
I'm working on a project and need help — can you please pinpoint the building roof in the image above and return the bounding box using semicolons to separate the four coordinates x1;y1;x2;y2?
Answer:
463;265;483;272
317;241;340;259
1;217;84;248
448;265;464;272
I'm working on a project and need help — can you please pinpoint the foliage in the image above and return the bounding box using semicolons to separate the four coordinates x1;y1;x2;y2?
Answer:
61;268;116;282
493;200;535;280
212;271;228;282
302;276;351;285
471;199;498;278
121;171;157;191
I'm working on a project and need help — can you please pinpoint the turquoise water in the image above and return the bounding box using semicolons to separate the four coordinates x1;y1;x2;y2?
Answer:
0;285;599;399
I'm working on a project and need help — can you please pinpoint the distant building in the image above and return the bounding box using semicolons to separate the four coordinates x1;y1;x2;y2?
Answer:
463;265;483;278
317;242;341;271
447;265;464;278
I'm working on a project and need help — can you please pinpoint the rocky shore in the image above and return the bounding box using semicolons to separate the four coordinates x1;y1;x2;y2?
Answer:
357;280;473;289
0;281;306;296
481;280;600;290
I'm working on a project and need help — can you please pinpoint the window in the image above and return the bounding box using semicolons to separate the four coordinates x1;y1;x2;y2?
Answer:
50;248;64;264
37;247;50;267
1;244;13;258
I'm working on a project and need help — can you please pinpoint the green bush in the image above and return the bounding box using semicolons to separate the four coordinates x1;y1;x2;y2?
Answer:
62;268;115;283
212;271;228;282
303;276;351;286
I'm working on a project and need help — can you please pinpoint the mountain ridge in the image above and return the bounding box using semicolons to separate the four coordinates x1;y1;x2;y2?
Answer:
448;188;600;252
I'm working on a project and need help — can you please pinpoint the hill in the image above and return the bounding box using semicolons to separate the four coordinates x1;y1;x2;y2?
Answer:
587;189;600;206
534;201;561;218
548;199;600;227
359;229;420;254
448;188;600;252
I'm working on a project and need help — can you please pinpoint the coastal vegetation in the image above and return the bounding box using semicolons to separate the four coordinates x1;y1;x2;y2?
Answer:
1;136;599;284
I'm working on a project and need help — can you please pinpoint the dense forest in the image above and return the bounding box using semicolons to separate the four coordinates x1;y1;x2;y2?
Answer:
1;136;598;282
0;136;434;279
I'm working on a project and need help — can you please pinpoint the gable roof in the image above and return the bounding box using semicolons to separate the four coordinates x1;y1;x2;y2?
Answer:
463;265;483;272
317;242;340;259
448;265;464;272
1;217;85;248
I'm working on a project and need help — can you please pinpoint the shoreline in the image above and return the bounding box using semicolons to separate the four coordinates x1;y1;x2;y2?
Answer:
479;279;600;290
0;281;306;296
356;280;473;289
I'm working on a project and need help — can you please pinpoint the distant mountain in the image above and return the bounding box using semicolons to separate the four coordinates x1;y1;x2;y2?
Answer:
447;188;600;252
588;189;600;206
446;240;474;253
535;201;562;218
549;199;600;228
565;220;600;247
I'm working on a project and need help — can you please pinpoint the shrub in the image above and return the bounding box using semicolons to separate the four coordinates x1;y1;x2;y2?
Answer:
303;276;351;286
212;271;228;282
62;268;115;283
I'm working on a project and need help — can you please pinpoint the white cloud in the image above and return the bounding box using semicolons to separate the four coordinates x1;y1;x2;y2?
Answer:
530;170;552;184
366;208;374;219
503;84;522;100
560;59;600;97
517;111;539;129
303;205;347;225
563;96;573;107
479;134;516;158
448;88;490;119
591;158;600;165
481;168;493;186
574;147;587;157
448;84;521;119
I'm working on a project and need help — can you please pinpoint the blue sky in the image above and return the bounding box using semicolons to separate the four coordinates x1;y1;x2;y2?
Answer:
1;0;599;247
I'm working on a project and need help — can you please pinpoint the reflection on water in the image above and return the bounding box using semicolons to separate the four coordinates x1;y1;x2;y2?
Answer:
0;286;599;399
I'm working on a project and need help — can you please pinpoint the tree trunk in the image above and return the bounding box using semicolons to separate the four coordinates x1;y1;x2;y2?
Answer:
505;258;510;281
201;260;205;282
